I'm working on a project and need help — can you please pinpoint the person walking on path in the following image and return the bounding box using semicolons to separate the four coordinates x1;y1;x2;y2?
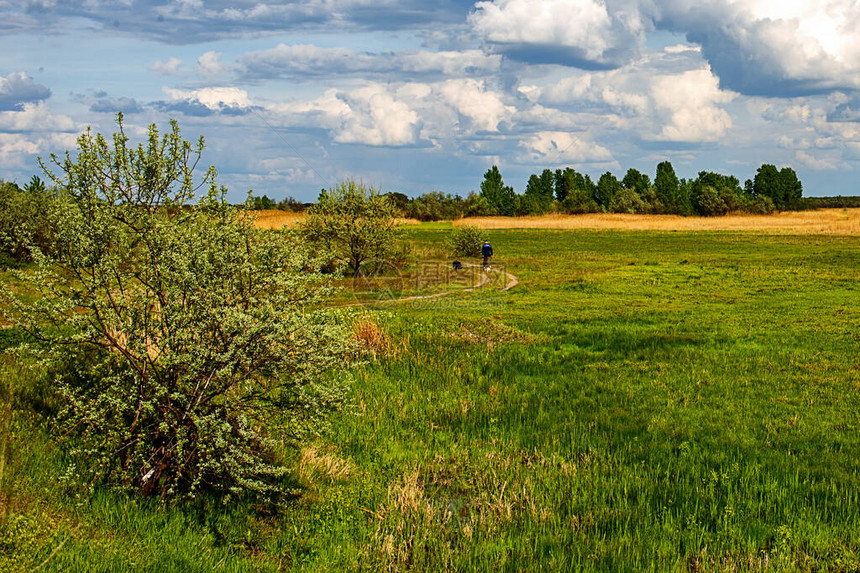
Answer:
481;240;493;271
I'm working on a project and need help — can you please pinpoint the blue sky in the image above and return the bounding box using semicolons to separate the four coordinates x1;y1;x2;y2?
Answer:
1;0;859;202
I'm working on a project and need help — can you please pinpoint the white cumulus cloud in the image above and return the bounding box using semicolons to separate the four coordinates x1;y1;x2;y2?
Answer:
519;130;615;164
522;63;736;143
0;102;79;168
333;85;421;146
651;69;735;142
439;78;514;132
163;86;253;111
196;51;228;79
272;84;421;147
0;101;77;133
150;57;183;76
470;0;647;67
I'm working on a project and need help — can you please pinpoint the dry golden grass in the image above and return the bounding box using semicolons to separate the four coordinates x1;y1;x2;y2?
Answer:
297;445;352;483
248;210;421;230
353;317;400;359
248;210;305;230
454;208;860;234
395;218;422;226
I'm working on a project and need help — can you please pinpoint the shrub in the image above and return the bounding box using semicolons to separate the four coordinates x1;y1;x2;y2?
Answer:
638;186;664;214
463;192;492;217
561;189;601;214
0;178;58;266
301;181;402;277
749;195;776;215
4;115;354;502
697;186;729;216
448;225;484;257
608;188;647;214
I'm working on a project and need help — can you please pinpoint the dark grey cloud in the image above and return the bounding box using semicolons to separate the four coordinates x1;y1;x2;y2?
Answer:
679;27;844;97
486;44;618;71
153;100;254;117
0;0;477;44
0;71;51;111
153;101;202;116
343;0;475;30
653;0;860;97
828;99;860;123
238;44;500;81
90;96;144;114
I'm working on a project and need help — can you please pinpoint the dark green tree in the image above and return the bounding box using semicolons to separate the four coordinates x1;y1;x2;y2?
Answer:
752;165;803;211
780;167;803;209
554;168;573;202
479;165;517;216
622;168;651;195
691;171;744;215
654;161;686;214
0;177;58;263
523;169;555;214
24;175;46;194
595;172;621;208
276;196;305;212
385;192;410;215
752;163;803;210
752;164;782;207
406;191;465;221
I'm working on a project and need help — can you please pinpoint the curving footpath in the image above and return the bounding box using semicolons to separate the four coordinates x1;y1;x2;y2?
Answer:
392;262;517;303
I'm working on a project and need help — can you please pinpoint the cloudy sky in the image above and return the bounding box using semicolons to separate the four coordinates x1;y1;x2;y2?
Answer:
1;0;859;201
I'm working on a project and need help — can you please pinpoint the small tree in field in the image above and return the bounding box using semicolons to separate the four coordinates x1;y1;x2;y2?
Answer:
448;225;484;257
300;180;401;277
5;114;354;502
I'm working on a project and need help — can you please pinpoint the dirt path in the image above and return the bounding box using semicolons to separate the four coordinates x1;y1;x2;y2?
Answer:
499;269;518;291
390;262;517;304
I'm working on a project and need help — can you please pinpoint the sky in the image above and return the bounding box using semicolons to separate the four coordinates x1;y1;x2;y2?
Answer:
1;0;860;202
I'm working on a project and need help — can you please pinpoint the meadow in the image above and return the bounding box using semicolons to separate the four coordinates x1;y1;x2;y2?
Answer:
2;218;860;571
251;207;860;234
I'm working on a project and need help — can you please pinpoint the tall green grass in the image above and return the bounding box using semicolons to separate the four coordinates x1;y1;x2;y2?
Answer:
2;228;860;571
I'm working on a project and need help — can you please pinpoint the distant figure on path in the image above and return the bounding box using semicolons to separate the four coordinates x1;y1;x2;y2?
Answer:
482;240;493;271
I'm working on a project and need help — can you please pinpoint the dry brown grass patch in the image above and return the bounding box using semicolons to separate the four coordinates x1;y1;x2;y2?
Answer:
454;208;860;234
370;468;460;571
386;469;426;517
297;445;352;483
353;317;399;359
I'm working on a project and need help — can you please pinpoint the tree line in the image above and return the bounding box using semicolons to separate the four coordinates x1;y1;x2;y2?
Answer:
0;159;819;264
393;162;805;221
245;191;307;211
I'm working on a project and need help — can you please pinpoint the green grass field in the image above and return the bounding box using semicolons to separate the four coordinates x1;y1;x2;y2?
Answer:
2;226;860;571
